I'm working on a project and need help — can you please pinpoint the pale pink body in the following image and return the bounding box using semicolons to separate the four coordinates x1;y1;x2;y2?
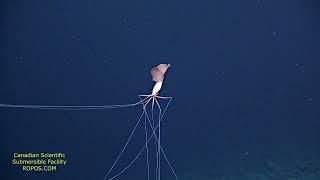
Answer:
150;63;170;96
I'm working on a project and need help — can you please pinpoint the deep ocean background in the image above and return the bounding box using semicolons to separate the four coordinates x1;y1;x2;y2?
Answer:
1;0;320;179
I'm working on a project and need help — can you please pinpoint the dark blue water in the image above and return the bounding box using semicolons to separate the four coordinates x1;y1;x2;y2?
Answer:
1;0;320;179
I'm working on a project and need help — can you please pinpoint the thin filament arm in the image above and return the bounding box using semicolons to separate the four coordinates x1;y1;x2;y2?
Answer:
0;97;148;110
